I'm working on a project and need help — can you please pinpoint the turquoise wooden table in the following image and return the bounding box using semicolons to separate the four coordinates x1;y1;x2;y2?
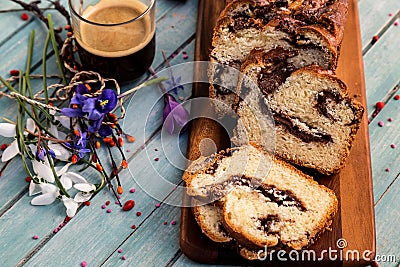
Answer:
0;0;399;266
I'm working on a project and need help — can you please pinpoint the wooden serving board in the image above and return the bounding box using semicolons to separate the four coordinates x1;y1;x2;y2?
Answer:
180;0;376;266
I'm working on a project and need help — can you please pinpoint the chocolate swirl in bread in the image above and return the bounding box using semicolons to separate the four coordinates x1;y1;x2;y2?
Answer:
186;144;338;257
234;48;363;174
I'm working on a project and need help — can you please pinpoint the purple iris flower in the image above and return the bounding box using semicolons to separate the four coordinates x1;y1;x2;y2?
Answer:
165;75;184;94
162;94;188;134
61;88;118;134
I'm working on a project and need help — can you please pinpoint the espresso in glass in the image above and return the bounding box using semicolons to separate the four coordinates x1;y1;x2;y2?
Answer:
69;0;156;82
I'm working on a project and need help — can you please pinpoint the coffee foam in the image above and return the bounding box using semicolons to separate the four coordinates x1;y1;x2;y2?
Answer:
76;0;155;58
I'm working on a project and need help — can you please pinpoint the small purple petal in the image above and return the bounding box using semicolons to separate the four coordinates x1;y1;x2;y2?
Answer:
36;148;46;161
61;108;85;118
88;115;104;133
49;149;56;159
96;89;117;113
88;109;103;121
163;111;175;134
76;84;89;94
78;148;91;159
163;94;179;121
171;104;188;127
98;125;113;137
82;98;95;113
70;93;88;105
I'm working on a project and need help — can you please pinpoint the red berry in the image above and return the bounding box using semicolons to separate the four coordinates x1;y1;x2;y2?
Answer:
105;200;111;206
0;144;8;150
65;25;72;31
121;160;128;169
21;13;29;21
136;211;142;216
25;176;32;183
84;201;91;206
394;95;400;100
71;154;78;164
122;200;135;211
131;224;137;229
375;101;385;110
9;69;20;76
371;35;379;44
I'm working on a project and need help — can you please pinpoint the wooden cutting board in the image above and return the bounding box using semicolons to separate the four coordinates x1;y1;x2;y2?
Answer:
180;0;375;266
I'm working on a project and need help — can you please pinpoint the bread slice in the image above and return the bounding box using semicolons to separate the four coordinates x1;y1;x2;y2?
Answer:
192;202;233;244
183;144;274;201
192;201;263;260
209;0;349;114
186;144;338;254
221;159;338;251
233;48;364;174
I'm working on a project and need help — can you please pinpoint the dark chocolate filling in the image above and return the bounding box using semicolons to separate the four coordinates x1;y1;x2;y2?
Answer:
274;112;333;144
257;215;281;234
316;90;362;126
258;184;306;211
207;175;254;199
257;47;298;95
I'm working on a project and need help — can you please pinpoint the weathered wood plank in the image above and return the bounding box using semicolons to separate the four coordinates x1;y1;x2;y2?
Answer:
362;25;400;116
0;11;67;79
374;176;400;267
172;254;237;267
101;184;182;266
358;0;400;48
368;94;400;203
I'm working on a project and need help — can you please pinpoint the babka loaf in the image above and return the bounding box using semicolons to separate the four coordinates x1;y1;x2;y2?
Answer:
187;144;338;255
233;48;364;174
209;0;349;114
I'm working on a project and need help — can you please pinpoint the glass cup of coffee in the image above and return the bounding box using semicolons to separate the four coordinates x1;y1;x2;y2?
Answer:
68;0;156;83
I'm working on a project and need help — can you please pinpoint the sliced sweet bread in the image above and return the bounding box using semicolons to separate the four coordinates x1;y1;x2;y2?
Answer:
233;48;364;174
192;201;263;260
192;201;233;244
221;159;338;251
183;144;274;201
209;0;349;114
186;144;338;253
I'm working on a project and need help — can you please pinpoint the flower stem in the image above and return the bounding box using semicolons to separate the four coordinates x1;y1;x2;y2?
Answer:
148;67;167;94
42;32;51;105
43;144;70;198
117;76;168;99
47;14;67;85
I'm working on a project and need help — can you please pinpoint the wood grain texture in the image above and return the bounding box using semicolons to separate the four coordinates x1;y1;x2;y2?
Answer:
180;0;375;266
362;25;400;116
358;0;400;48
373;176;400;267
368;97;400;203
